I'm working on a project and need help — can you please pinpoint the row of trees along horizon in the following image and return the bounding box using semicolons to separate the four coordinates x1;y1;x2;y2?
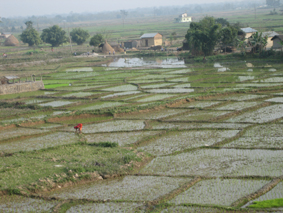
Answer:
20;17;276;56
20;21;103;47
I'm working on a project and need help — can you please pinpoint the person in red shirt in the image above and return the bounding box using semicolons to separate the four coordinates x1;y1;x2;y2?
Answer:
74;123;83;133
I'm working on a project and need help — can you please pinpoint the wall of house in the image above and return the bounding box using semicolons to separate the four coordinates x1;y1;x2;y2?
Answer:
272;38;282;49
0;81;44;95
245;32;254;39
266;37;273;48
141;38;154;47
154;34;163;46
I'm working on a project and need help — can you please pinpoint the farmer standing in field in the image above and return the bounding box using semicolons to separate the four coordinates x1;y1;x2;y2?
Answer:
74;123;83;133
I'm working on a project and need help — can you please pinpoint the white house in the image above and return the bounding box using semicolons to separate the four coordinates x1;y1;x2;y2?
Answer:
175;13;192;23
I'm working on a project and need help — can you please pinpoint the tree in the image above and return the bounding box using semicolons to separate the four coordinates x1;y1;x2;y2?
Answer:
41;25;68;47
70;28;90;45
221;26;238;53
20;21;42;46
185;17;221;56
215;18;229;27
120;10;128;27
250;32;268;53
89;34;104;47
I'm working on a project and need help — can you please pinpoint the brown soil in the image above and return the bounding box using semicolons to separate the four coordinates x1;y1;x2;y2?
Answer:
0;124;16;130
19;120;45;127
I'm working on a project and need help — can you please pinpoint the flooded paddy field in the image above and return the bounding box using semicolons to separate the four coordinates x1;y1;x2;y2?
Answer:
1;59;283;212
169;179;269;206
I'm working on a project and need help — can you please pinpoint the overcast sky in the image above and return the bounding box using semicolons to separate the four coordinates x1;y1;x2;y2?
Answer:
0;0;248;18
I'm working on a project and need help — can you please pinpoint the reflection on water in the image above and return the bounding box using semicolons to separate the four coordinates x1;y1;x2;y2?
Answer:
214;63;230;72
106;57;186;68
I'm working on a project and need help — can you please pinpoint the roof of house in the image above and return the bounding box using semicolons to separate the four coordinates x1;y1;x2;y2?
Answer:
261;31;279;38
140;33;161;39
271;35;283;41
3;76;19;80
241;27;257;33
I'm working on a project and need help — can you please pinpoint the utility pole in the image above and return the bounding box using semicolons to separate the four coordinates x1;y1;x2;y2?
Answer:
68;27;73;53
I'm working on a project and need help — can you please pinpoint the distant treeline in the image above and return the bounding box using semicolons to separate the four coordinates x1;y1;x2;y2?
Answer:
0;0;264;32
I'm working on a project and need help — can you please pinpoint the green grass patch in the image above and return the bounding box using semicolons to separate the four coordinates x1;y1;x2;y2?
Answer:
44;84;70;89
249;198;283;208
0;143;142;191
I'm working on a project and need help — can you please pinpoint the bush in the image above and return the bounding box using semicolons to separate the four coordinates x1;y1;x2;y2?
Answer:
95;142;119;148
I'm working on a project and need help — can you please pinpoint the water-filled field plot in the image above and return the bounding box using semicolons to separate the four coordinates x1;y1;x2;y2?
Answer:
265;97;283;103
161;206;243;213
0;195;59;213
71;101;126;111
223;124;283;148
38;100;75;107
115;109;187;120
145;88;195;94
68;120;145;133
213;94;268;101
135;94;177;102
140;83;175;89
150;122;250;130
225;104;283;123
101;84;138;92
138;130;239;156
164;110;231;121
0;128;49;142
214;102;262;111
169;179;269;206
141;149;283;177
50;176;191;201
172;101;222;109
60;92;96;98
0;132;79;153
85;131;161;146
66;202;145;213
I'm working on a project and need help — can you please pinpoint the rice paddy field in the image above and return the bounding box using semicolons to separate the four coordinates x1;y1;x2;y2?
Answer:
1;58;283;213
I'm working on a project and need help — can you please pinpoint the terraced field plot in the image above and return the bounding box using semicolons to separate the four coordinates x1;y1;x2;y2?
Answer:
85;131;161;146
150;122;250;130
141;149;283;177
0;196;59;213
0;132;79;153
50;176;191;201
165;110;231;121
225;104;283;123
66;202;145;213
169;179;269;206
173;101;222;109
0;128;49;142
115;109;187;119
1;61;283;212
138;130;239;155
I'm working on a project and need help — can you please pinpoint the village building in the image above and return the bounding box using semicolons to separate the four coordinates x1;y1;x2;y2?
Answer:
241;27;257;39
0;75;44;95
123;40;141;49
0;32;12;39
140;33;162;47
271;35;283;49
175;13;192;23
262;31;279;48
